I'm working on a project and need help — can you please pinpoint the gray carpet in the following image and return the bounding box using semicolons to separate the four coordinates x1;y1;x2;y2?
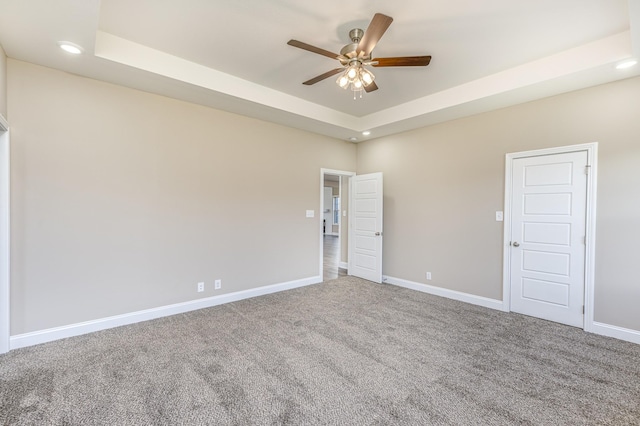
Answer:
1;276;639;425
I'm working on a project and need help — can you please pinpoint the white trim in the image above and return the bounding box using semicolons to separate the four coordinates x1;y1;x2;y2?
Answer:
324;232;339;237
0;122;9;354
383;276;505;311
582;144;598;333
320;169;355;281
502;143;598;331
339;261;348;270
590;322;640;345
385;275;640;345
10;275;321;350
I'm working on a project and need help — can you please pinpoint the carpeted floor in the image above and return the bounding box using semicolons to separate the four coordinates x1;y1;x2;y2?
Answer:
1;276;639;425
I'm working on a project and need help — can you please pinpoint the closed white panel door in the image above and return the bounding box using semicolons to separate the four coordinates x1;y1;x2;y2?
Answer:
349;173;383;283
510;151;588;327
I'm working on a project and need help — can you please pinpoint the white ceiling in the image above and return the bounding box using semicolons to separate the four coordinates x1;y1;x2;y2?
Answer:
0;0;639;142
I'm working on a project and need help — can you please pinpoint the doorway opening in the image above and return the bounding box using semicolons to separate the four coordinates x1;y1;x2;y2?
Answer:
320;169;355;282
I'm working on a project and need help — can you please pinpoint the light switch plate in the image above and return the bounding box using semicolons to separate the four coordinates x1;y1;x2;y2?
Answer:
343;210;347;217
306;210;314;218
496;211;504;221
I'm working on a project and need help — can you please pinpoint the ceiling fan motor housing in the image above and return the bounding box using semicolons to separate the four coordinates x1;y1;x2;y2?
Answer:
340;28;365;59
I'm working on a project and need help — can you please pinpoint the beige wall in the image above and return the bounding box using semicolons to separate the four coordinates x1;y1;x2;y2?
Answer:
8;60;357;335
7;56;639;338
357;75;640;332
0;44;6;118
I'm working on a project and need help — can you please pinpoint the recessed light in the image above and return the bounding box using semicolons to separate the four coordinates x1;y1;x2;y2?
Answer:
362;131;371;136
58;41;83;55
616;59;638;70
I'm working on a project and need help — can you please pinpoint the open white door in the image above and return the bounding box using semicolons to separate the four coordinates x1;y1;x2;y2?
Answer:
349;172;383;283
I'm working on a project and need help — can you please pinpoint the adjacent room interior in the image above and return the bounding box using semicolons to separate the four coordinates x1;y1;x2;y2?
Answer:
0;0;639;424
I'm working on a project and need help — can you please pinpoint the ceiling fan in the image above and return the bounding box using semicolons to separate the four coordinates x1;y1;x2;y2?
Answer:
287;13;431;97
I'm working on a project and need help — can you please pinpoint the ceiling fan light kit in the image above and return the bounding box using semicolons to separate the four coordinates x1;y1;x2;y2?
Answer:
336;61;376;99
287;13;431;99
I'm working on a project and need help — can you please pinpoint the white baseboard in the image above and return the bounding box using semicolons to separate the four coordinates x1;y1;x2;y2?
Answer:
383;275;505;311
385;276;640;346
339;262;348;270
12;274;638;350
10;275;322;350
589;321;640;345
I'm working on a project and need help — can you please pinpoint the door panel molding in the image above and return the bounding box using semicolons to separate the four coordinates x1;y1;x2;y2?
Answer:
502;143;598;332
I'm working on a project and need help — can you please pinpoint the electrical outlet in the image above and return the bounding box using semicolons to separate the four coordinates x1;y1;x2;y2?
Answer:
426;272;432;280
215;279;221;290
197;282;204;292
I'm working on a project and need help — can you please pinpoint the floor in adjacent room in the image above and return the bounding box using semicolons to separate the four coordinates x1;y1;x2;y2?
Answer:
323;234;347;281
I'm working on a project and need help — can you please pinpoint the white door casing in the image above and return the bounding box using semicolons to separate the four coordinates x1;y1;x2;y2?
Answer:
349;172;383;283
505;145;596;329
0;115;9;354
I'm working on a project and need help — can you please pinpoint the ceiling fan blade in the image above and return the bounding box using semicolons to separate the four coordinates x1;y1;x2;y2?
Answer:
303;68;344;85
364;81;379;93
372;56;432;67
356;13;393;56
287;40;342;60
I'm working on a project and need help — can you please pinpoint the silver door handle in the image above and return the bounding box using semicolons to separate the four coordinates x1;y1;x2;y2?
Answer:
375;232;381;236
512;241;520;247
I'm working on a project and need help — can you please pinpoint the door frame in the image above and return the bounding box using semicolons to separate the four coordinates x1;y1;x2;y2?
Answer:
319;169;356;280
502;142;598;332
0;114;9;354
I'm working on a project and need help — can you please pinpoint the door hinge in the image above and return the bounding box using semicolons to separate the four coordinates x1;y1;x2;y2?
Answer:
582;305;585;314
583;235;587;245
585;165;591;175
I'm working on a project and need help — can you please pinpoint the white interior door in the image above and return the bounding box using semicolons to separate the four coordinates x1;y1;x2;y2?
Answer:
349;172;383;283
509;151;588;327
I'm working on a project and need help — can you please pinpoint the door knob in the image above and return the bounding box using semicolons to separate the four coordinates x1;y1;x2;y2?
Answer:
512;241;520;247
375;232;381;236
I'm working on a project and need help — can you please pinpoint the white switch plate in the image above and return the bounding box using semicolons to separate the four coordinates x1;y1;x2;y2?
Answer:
197;282;204;292
215;279;221;290
496;211;504;221
306;210;314;218
426;272;432;280
343;210;347;217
